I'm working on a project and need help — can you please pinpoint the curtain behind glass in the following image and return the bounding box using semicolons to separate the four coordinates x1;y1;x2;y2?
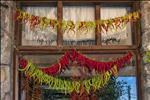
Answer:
101;7;132;45
22;7;57;45
63;6;95;45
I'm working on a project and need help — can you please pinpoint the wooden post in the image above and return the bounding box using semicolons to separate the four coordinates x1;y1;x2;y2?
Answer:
95;4;101;45
57;1;63;46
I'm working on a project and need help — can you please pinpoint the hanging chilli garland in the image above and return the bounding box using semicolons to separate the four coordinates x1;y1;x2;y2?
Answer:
19;60;118;95
19;51;71;76
15;9;141;33
70;49;133;73
19;49;133;76
19;49;132;99
145;51;150;63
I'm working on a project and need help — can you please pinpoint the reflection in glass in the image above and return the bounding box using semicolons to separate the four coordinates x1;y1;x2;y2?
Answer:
101;7;132;45
20;54;136;100
63;6;95;45
22;7;57;46
117;77;137;100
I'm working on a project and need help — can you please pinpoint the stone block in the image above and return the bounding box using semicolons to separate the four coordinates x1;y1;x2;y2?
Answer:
0;66;10;100
1;1;12;65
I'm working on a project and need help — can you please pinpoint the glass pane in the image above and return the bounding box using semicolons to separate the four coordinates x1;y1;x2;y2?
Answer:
100;7;132;45
87;54;137;100
63;6;95;45
22;7;57;46
19;53;136;100
117;77;137;100
20;55;63;100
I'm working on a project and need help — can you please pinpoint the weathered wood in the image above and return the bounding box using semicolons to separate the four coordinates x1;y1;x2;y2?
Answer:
14;2;20;46
95;5;101;45
17;49;137;55
134;1;142;100
13;50;17;100
17;45;137;51
57;1;63;45
133;1;141;48
135;50;142;100
15;0;134;2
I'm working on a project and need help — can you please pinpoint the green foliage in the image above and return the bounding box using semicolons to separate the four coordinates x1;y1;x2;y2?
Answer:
41;77;128;100
145;51;150;63
96;77;128;100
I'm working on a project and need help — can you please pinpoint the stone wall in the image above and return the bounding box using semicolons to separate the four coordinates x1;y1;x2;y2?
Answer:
141;1;150;100
0;1;150;100
1;1;15;100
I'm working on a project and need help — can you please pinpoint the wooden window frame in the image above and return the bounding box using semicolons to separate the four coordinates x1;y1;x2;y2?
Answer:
13;0;142;100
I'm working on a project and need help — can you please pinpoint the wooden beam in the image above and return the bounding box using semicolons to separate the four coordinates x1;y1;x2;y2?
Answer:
57;1;63;45
135;50;142;100
16;48;136;55
135;1;141;48
14;7;19;46
17;45;137;51
15;0;134;2
132;1;141;49
13;2;21;100
13;50;17;100
18;1;57;6
17;51;136;55
18;57;22;100
95;4;101;45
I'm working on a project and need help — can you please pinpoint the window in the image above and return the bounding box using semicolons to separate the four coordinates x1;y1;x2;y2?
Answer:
19;53;137;100
22;5;57;46
101;6;132;45
22;7;57;45
17;1;138;48
63;5;95;45
13;1;141;100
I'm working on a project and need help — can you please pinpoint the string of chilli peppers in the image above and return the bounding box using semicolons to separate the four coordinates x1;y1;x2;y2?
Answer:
20;49;132;76
19;60;118;99
15;9;141;33
19;49;132;100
